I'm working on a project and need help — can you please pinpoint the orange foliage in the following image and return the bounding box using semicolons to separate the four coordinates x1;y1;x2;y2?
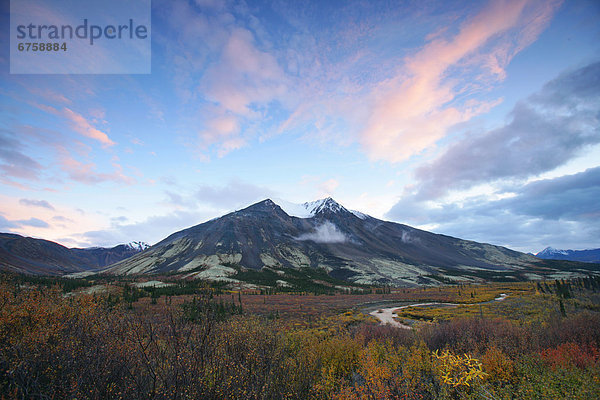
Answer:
481;346;515;383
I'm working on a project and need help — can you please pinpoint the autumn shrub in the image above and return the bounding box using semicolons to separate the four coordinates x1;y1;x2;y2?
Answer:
334;340;441;400
421;317;528;356
313;334;361;396
539;312;600;349
397;341;439;398
0;284;137;399
481;346;515;384
540;342;600;370
0;284;287;399
353;322;415;348
433;349;486;388
282;329;325;398
506;355;600;400
205;316;289;399
349;340;404;399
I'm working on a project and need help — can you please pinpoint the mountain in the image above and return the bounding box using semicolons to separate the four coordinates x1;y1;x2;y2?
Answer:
536;247;600;263
107;198;598;285
70;241;150;269
0;233;149;275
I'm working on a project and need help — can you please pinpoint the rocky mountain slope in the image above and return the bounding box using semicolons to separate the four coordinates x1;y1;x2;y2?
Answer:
0;233;149;275
106;198;595;285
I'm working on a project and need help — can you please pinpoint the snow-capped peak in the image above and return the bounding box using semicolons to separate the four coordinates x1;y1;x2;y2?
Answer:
271;198;315;218
126;241;150;251
536;247;569;256
304;197;346;215
272;197;369;219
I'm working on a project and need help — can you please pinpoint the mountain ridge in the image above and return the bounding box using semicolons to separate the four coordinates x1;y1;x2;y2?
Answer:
0;233;149;275
106;198;592;285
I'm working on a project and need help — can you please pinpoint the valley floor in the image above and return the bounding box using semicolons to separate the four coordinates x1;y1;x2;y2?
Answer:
1;274;600;399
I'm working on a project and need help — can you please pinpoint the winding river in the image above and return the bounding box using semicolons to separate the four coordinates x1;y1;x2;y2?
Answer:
369;293;508;329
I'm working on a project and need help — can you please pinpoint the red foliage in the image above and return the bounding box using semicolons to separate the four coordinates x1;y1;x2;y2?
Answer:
353;323;414;347
420;317;528;356
540;342;600;370
540;313;600;349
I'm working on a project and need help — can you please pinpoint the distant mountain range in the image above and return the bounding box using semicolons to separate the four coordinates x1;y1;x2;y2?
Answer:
106;198;599;285
0;233;149;275
536;247;600;263
3;198;599;285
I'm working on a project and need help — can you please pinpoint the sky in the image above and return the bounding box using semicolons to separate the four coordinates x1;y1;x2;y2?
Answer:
0;0;599;253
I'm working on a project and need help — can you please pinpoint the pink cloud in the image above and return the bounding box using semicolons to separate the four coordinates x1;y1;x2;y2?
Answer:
31;102;115;147
197;111;240;156
27;88;72;104
209;114;239;137
164;1;291;157
62;108;115;147
88;108;106;121
202;27;288;115
57;147;134;185
360;0;562;162
196;27;288;156
217;137;247;158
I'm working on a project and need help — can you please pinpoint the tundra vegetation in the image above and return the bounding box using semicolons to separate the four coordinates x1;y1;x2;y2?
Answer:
1;273;599;399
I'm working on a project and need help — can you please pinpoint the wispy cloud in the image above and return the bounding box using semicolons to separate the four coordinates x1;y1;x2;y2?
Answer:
61;108;115;147
159;179;276;212
160;0;289;158
52;216;74;223
0;128;43;183
30;102;115;147
385;59;599;252
27;87;72;104
359;0;562;162
317;178;339;197
15;217;50;229
253;0;561;163
57;147;135;185
297;176;342;201
19;198;55;210
0;215;18;231
202;27;288;116
197;26;288;156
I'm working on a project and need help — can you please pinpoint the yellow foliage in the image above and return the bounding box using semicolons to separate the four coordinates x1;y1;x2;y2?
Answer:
314;335;361;395
433;349;487;387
